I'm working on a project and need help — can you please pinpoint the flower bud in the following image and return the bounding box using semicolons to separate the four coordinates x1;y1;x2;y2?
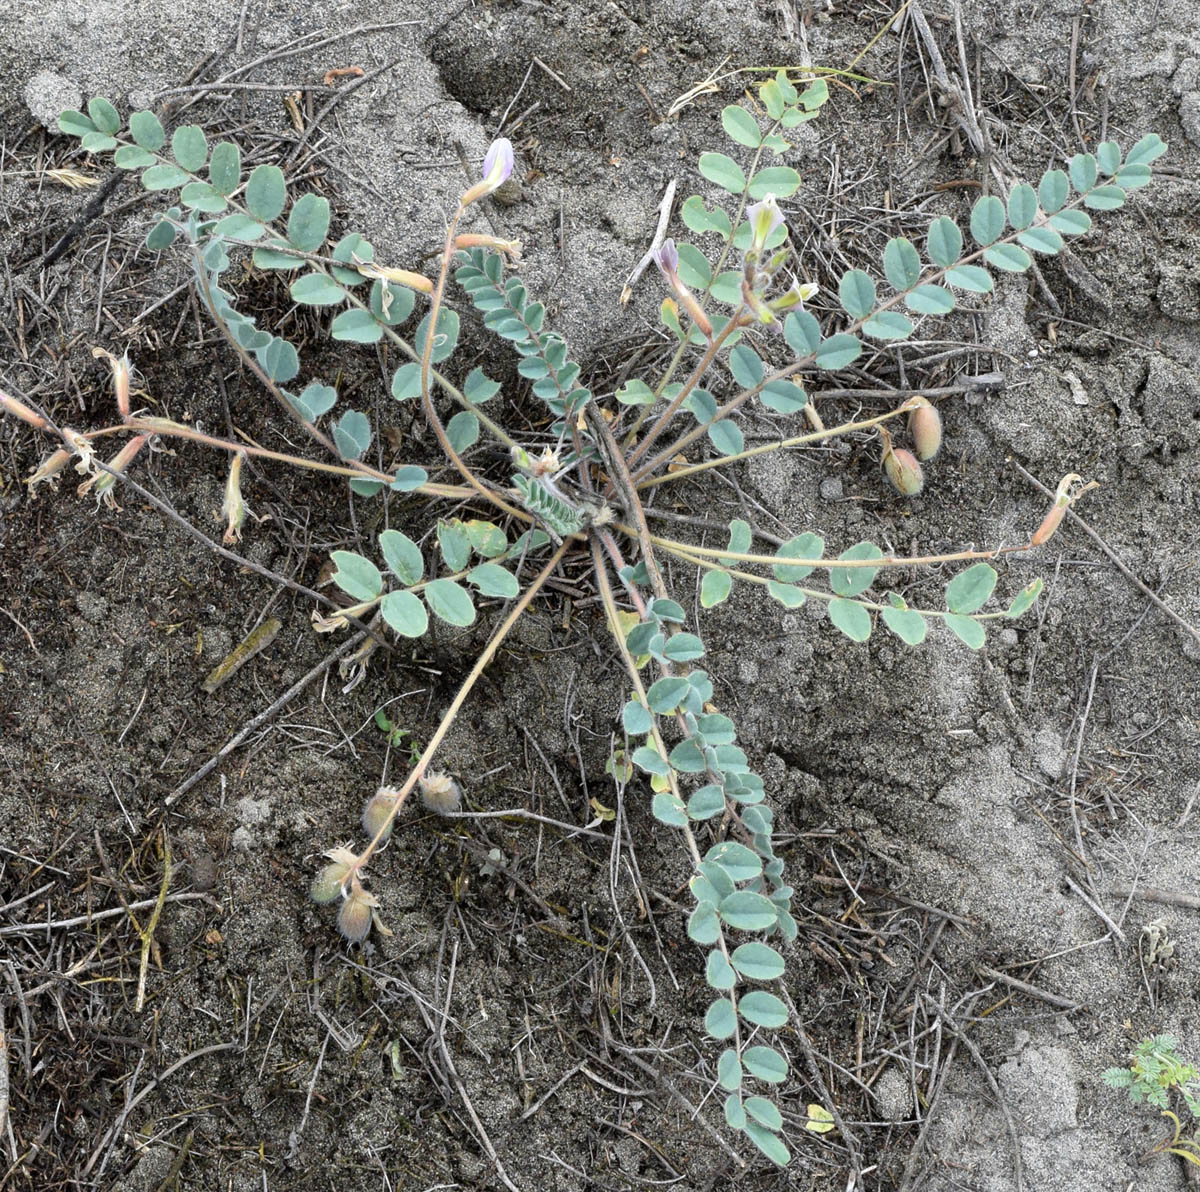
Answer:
418;771;462;816
337;876;380;943
0;390;48;428
1031;473;1096;546
907;397;942;461
452;234;522;260
880;427;924;496
460;137;514;206
362;786;403;841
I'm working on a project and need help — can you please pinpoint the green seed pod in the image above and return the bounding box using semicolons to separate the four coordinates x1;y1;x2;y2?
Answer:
907;397;942;461
362;787;401;841
419;771;462;816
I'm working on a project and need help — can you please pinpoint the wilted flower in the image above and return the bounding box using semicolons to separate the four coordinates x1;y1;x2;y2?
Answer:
92;346;132;420
78;433;149;509
906;397;942;461
745;194;786;256
310;846;358;904
461;137;514;206
653;238;679;279
453;233;522;260
353;259;434;293
418;771;462;816
1031;473;1097;546
880;426;924;496
25;448;72;497
0;390;48;429
221;450;249;544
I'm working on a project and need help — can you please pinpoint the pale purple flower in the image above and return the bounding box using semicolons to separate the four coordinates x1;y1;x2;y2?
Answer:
481;138;514;189
653;237;679;279
746;194;785;254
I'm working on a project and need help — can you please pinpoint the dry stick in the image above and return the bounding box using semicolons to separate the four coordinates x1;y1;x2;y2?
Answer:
134;835;172;1013
620;180;676;304
165;630;369;807
0;1005;8;1165
974;964;1082;1012
0;893;217;937
1010;460;1200;648
1107;886;1200;911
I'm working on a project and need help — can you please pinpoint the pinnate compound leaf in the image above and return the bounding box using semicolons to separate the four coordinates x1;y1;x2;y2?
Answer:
1083;185;1125;211
381;590;428;637
391;363;421;401
1017;226;1064;255
1048;209;1091;235
179;182;227;213
141;164;189;190
1124;133;1167;167
745;1097;784;1130
646;676;690;713
424;579;476;627
257;336;299;382
114;145;156;168
828;598;871;642
245;164;286;221
701;570;732;608
725;1094;747;1129
760;379;806;413
437;520;471;572
331;551;383;601
706;841;762;882
767;582;805;608
708;420;743;457
390;466;427;492
945;613;986;649
688;785;726;820
1096;140;1122;176
738;990;788;1028
379;529;423;585
622;699;653;735
729;345;763;388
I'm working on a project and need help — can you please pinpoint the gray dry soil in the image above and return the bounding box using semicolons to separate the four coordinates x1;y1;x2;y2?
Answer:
1;1;1199;1190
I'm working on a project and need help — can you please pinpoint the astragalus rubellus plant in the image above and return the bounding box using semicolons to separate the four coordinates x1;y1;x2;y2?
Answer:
5;71;1165;1165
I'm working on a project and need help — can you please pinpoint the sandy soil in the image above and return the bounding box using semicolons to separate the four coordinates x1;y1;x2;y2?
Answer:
1;1;1199;1189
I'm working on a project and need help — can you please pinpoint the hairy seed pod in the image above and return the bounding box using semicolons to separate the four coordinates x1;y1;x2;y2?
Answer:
310;863;350;904
419;772;462;816
337;890;376;943
907;397;943;461
880;427;924;496
362;787;402;841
